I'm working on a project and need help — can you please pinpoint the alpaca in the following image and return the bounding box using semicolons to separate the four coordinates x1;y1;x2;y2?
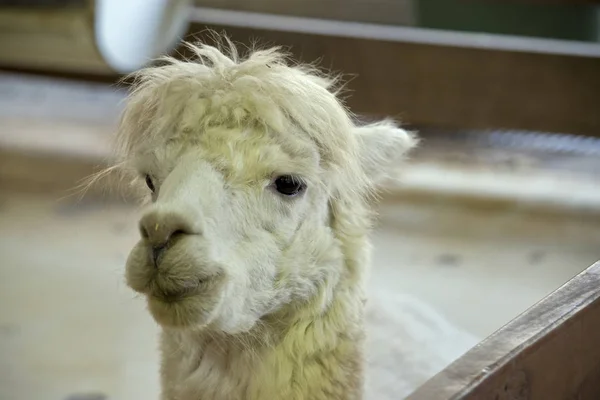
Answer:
114;37;419;399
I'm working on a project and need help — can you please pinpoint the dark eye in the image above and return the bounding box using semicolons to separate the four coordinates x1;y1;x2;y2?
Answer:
274;175;305;196
145;175;155;193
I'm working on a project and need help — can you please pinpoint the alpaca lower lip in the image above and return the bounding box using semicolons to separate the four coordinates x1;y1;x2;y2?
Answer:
152;281;202;302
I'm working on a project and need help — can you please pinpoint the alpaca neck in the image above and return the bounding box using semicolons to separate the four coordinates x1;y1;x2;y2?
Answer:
160;269;366;400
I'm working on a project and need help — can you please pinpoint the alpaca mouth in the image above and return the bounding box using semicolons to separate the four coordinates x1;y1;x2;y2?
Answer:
151;280;202;303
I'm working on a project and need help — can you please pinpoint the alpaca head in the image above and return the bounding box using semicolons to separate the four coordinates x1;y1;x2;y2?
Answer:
116;39;417;332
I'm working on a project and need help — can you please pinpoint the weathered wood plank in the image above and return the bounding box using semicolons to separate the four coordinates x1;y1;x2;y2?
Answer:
184;17;600;136
407;261;600;399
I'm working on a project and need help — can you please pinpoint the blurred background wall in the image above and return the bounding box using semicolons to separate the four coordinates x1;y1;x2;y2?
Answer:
1;1;600;399
1;0;598;135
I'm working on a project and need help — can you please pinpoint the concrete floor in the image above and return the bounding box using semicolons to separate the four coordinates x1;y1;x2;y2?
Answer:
1;190;599;400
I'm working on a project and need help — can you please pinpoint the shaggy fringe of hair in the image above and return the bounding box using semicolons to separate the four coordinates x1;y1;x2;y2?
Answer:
116;35;350;151
84;32;385;202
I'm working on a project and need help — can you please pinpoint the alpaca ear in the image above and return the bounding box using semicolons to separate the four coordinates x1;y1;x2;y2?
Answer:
355;120;418;184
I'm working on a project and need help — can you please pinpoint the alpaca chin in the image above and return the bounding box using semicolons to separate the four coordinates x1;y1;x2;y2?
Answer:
146;275;226;328
125;240;229;329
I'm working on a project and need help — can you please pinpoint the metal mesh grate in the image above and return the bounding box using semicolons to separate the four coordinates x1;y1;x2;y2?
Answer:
413;127;600;179
417;128;600;157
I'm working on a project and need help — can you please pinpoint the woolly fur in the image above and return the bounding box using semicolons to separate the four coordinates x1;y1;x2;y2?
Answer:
114;35;418;400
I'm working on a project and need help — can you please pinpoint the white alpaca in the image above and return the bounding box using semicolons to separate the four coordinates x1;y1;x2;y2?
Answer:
113;37;470;400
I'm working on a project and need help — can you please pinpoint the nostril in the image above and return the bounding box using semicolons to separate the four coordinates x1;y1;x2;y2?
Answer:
139;210;199;252
171;229;187;239
151;245;166;267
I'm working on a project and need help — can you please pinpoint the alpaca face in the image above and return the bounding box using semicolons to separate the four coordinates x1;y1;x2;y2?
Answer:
117;41;418;333
125;124;334;331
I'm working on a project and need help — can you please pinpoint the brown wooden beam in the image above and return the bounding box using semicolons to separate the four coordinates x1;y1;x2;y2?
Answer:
407;261;600;399
183;20;600;136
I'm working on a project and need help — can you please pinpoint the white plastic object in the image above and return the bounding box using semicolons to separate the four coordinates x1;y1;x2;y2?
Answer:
94;0;192;73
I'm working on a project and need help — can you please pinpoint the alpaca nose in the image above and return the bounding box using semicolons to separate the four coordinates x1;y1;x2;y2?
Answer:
139;210;198;263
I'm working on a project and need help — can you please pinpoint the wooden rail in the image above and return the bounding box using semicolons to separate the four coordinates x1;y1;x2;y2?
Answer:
186;8;600;136
408;261;600;399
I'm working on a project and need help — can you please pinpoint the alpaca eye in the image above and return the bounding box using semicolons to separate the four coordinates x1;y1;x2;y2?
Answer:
274;175;305;196
145;175;155;193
